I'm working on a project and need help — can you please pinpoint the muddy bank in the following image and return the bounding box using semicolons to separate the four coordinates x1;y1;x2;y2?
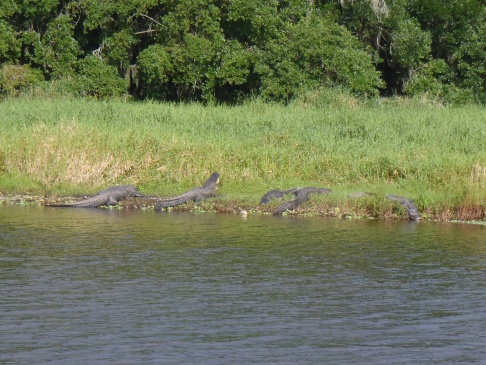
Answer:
1;192;485;224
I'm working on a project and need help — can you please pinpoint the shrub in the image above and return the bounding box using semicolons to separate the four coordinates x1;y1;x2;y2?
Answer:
0;64;43;97
403;59;476;104
70;56;128;97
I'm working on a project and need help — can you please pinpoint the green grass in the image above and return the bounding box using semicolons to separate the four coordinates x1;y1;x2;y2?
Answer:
1;96;485;218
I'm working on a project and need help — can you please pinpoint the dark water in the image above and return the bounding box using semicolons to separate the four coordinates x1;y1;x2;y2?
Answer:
1;205;485;364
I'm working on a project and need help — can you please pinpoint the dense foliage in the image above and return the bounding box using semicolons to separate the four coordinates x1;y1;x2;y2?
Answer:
0;0;485;103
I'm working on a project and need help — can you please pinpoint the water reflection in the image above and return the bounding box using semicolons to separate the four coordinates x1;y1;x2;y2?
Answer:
1;205;485;364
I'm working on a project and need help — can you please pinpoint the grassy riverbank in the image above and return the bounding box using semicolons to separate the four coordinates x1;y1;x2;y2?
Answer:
1;97;485;220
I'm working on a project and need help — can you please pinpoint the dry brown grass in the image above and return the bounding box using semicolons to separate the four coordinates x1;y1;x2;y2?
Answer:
470;163;486;186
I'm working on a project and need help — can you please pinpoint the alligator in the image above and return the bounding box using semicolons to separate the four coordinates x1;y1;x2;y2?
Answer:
271;187;331;215
47;185;144;208
154;172;220;211
259;188;299;205
386;194;421;220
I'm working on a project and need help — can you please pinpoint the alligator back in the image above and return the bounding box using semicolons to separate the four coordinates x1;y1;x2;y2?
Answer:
48;185;143;208
155;172;220;210
273;187;331;215
386;194;421;220
260;188;300;205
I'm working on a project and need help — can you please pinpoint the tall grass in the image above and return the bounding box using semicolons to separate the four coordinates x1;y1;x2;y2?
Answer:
0;96;485;211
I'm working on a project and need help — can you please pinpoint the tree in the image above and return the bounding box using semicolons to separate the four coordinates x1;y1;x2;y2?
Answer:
338;0;389;18
456;12;486;103
256;14;384;101
0;20;19;64
137;44;173;98
408;0;484;62
389;17;431;81
0;0;484;103
39;15;81;77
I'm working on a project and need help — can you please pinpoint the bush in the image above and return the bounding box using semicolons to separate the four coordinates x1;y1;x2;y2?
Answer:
403;59;476;104
0;64;43;97
68;56;128;98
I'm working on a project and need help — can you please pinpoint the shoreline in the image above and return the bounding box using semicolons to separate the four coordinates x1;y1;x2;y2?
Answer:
2;99;485;222
2;192;485;225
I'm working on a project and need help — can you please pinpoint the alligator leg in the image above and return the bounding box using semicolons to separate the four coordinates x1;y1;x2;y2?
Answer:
106;195;120;206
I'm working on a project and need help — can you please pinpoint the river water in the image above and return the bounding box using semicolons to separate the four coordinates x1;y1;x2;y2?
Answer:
1;205;485;364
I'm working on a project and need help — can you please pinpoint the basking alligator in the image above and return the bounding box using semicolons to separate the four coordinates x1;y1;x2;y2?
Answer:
154;172;220;211
347;192;421;220
386;194;421;220
261;187;331;215
259;188;299;205
47;185;143;208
